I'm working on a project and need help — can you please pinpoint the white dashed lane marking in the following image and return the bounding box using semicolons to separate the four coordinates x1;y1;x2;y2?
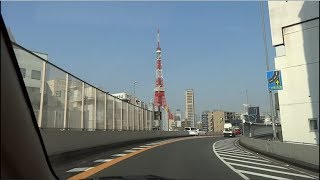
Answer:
213;138;318;180
66;140;166;174
111;154;127;157
123;150;137;153
139;145;152;148
67;167;94;172
93;159;113;163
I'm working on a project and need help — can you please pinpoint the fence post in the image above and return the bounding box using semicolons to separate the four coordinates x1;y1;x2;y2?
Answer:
127;103;129;130
94;88;97;130
81;82;84;129
63;74;69;129
120;100;123;130
104;93;107;130
133;106;135;131
38;61;46;128
112;97;115;130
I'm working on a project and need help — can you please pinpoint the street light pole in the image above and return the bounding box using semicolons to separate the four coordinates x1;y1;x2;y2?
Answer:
260;2;277;140
133;81;138;104
132;81;138;131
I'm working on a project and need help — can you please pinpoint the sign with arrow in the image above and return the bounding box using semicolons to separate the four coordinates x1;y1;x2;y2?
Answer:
267;70;283;91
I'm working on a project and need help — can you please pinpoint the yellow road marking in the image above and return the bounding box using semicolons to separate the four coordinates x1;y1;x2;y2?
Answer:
68;136;207;180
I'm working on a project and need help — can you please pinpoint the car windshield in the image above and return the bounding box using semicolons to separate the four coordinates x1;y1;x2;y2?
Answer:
2;1;319;180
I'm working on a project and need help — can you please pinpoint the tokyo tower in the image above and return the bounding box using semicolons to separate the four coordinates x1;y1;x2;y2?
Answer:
153;29;168;109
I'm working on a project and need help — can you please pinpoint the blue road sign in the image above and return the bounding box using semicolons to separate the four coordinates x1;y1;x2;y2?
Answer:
267;70;283;91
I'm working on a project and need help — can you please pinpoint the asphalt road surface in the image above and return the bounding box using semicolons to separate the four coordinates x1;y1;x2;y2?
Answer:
57;136;319;180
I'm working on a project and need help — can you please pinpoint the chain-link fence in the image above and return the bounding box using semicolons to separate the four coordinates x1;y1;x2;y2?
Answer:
13;42;154;131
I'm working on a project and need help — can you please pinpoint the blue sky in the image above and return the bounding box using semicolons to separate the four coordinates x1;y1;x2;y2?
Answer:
2;1;275;116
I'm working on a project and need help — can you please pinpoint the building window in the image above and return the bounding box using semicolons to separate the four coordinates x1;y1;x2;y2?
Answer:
20;68;26;78
31;70;41;80
309;118;318;131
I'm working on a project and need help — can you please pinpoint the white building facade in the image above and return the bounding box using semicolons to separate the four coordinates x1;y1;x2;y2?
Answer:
268;1;319;144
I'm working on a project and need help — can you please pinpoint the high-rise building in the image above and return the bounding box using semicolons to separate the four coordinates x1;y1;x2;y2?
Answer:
268;1;319;144
185;89;195;127
201;111;209;132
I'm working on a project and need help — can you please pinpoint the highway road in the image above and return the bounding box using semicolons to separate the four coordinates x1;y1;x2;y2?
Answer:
55;136;319;180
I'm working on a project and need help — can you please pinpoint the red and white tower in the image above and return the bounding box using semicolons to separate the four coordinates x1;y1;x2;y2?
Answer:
154;29;168;108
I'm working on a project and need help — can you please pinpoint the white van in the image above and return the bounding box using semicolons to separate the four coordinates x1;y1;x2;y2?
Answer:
184;127;199;136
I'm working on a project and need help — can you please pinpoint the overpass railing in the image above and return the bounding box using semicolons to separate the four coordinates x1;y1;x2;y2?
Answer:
12;42;154;131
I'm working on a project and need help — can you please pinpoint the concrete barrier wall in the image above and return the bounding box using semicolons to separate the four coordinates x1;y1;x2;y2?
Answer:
240;136;319;171
40;129;189;156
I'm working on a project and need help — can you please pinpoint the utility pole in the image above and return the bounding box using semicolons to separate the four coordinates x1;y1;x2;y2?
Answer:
260;2;277;140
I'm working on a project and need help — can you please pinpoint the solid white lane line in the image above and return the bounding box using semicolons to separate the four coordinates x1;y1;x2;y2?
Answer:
132;148;145;150
218;152;269;159
213;142;249;180
222;157;288;169
123;150;137;153
239;170;292;180
67;167;93;172
93;159;113;163
111;154;127;157
218;154;270;162
229;162;316;179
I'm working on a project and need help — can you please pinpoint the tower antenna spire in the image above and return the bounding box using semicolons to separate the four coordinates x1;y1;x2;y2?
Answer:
157;28;160;49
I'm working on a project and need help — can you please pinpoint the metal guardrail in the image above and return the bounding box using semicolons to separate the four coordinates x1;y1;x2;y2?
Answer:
12;42;154;131
242;123;283;141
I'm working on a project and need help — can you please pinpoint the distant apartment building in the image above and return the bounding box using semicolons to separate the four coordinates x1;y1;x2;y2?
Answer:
175;109;182;121
208;111;236;134
268;1;319;144
14;47;47;118
235;113;242;120
201;112;209;132
185;89;195;127
160;107;169;131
